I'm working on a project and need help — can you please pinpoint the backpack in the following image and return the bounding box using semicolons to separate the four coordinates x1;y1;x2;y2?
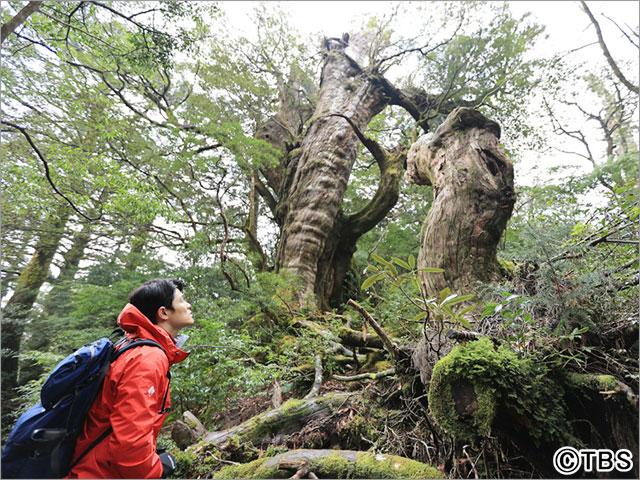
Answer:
1;332;163;479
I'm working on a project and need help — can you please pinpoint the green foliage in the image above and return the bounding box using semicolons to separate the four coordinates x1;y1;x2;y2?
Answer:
359;254;477;336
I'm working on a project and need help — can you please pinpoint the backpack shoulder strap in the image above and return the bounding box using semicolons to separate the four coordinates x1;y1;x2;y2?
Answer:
111;338;163;362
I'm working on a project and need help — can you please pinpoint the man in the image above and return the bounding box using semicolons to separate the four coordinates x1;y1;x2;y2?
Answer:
67;279;193;478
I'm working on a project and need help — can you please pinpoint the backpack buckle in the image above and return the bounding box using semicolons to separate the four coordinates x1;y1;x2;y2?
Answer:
31;428;67;443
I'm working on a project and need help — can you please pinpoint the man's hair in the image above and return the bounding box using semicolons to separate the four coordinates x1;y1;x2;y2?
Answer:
128;278;185;324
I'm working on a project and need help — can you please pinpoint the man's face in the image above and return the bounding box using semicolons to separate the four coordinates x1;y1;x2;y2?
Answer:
160;289;194;331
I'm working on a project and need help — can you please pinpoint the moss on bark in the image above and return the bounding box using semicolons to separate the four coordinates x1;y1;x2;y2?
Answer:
213;449;443;479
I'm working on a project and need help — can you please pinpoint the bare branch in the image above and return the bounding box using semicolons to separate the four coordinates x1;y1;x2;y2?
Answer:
333;368;396;382
602;13;640;49
303;355;323;399
581;1;639;94
347;299;400;360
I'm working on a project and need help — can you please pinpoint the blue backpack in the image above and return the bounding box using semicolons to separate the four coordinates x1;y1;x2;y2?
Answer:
1;333;162;479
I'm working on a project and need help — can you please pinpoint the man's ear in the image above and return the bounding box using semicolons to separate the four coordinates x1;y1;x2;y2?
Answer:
156;306;169;323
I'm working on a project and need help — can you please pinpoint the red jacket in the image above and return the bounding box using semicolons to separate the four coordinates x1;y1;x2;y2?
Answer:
66;304;188;479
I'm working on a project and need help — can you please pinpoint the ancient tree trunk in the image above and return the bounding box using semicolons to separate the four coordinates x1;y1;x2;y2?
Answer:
1;205;69;406
274;43;389;308
406;107;515;297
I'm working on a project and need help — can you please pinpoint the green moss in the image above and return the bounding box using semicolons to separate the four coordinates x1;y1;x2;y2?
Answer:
566;372;618;391
213;451;442;479
497;257;516;276
372;360;393;371
174;445;224;478
170;449;195;478
352;452;443;479
280;398;306;414
214;457;282;479
310;452;353;478
428;338;575;446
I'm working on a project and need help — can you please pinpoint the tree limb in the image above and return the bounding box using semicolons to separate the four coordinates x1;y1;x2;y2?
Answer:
1;1;41;44
1;121;98;222
581;1;639;94
324;113;405;238
333;368;396;382
347;299;399;360
303;355;323;399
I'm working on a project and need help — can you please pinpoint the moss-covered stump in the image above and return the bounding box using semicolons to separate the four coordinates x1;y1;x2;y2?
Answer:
427;338;639;477
213;449;443;479
428;338;574;444
174;393;356;452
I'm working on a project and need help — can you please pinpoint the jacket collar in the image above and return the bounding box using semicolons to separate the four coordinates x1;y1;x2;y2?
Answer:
117;303;189;366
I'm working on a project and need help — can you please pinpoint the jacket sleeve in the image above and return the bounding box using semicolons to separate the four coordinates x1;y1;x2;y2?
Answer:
107;348;166;478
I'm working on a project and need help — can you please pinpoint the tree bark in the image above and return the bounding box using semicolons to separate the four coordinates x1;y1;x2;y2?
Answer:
1;205;69;407
274;44;390;309
43;222;92;316
406;107;515;297
0;1;41;44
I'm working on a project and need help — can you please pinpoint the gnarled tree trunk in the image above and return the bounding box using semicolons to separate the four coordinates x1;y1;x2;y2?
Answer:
274;46;389;308
406;107;515;297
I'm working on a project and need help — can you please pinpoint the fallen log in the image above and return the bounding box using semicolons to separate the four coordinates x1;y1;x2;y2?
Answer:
333;368;396;382
337;326;385;350
213;448;443;479
172;393;355;450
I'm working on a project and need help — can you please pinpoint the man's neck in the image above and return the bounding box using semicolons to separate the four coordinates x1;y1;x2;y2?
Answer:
157;322;178;339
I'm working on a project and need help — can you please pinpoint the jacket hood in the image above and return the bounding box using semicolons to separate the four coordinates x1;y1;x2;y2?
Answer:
117;303;189;366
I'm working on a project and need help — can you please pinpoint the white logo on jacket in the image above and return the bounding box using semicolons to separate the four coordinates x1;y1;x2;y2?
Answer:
147;386;155;396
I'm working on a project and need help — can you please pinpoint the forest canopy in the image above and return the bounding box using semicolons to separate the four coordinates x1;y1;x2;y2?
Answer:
1;1;638;478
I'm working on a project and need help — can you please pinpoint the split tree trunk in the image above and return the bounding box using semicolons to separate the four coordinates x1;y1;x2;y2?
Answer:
254;38;471;310
406;107;515;297
275;47;388;308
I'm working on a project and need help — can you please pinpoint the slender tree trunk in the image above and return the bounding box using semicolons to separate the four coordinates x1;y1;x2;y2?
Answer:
0;1;41;44
1;205;69;407
43;222;92;316
275;46;388;308
125;224;150;271
406;108;515;297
